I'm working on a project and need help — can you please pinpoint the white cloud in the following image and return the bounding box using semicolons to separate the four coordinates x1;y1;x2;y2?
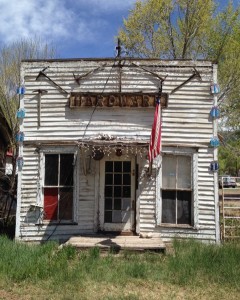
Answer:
0;0;136;54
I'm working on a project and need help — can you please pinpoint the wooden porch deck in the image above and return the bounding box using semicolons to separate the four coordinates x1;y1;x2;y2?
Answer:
64;235;166;252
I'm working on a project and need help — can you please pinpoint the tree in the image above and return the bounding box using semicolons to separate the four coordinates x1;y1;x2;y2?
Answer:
118;0;240;131
0;37;55;211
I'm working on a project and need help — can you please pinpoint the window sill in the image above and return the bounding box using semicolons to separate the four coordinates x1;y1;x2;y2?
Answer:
159;224;198;230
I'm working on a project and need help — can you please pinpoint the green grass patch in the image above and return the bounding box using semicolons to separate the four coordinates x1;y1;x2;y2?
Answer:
0;236;239;299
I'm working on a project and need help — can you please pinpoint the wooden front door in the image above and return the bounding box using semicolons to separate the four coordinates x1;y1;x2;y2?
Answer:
99;156;135;233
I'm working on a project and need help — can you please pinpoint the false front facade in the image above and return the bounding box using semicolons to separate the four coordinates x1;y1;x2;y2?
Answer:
15;58;220;243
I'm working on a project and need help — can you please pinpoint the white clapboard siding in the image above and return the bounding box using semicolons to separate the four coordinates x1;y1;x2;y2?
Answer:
16;58;219;243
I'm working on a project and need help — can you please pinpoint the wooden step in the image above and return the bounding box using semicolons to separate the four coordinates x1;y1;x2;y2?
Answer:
64;235;166;252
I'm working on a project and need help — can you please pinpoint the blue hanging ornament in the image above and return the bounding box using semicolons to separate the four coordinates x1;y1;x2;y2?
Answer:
210;137;220;147
210;106;220;118
17;86;25;95
210;161;219;172
16;108;26;119
210;83;220;94
16;132;25;142
17;156;24;171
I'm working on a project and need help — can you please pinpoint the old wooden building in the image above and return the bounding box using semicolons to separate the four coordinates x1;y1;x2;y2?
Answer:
15;58;220;244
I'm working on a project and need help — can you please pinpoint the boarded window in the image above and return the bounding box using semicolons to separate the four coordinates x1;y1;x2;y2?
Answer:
44;154;74;222
162;154;192;225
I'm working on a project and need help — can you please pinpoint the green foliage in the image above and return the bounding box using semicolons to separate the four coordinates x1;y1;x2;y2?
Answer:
119;0;240;132
218;131;240;175
0;37;56;194
0;236;239;291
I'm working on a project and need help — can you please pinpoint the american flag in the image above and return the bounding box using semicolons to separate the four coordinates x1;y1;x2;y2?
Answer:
148;98;162;162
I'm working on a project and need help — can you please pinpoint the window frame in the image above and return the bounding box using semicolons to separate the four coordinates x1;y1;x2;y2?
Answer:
156;147;198;228
39;147;78;224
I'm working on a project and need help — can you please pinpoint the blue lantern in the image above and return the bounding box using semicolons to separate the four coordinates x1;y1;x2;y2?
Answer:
17;157;24;171
16;132;24;142
210;161;219;172
210;83;220;94
210;137;220;147
210;106;220;118
17;86;25;95
16;108;26;119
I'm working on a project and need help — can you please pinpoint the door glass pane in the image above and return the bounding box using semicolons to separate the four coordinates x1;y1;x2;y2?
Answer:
114;186;122;197
177;156;191;189
162;155;176;189
45;154;58;185
105;211;112;222
123;161;131;172
123;174;131;185
114;161;122;172
114;198;121;210
105;198;112;210
122;198;131;210
105;186;112;197
162;190;176;223
60;154;74;186
123;186;131;198
114;174;122;185
177;191;191;224
105;161;113;172
113;211;122;223
105;174;113;185
122;211;131;223
59;188;73;220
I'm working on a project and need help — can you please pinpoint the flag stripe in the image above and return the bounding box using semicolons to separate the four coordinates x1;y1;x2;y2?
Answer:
148;102;162;162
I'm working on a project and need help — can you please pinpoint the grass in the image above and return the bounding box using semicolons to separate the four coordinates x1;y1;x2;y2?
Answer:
0;236;239;299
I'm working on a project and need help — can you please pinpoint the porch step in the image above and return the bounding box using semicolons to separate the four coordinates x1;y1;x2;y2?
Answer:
64;235;166;252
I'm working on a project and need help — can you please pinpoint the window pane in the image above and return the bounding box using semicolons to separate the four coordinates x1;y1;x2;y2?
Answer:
105;186;112;197
177;156;191;189
123;161;131;172
60;154;74;186
105;161;113;172
105;198;112;210
162;155;176;189
122;198;131;210
45;154;58;185
114;198;121;210
113;211;122;223
44;188;58;220
122;211;131;223
123;186;131;198
177;191;191;225
114;174;122;185
105;174;113;185
162;190;176;224
114;161;122;172
59;188;73;220
123;174;131;185
105;211;112;223
114;186;122;197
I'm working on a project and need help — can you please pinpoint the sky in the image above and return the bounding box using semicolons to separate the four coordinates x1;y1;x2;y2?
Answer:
0;0;238;59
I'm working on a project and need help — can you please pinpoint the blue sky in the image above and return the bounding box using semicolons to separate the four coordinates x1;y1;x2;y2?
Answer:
0;0;238;59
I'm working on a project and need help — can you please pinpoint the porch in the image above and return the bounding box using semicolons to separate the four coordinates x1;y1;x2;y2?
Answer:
64;235;166;252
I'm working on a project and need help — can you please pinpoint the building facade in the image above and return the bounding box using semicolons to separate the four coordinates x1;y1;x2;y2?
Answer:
15;58;220;243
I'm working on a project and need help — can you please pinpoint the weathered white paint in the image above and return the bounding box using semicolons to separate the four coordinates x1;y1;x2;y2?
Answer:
15;58;219;243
